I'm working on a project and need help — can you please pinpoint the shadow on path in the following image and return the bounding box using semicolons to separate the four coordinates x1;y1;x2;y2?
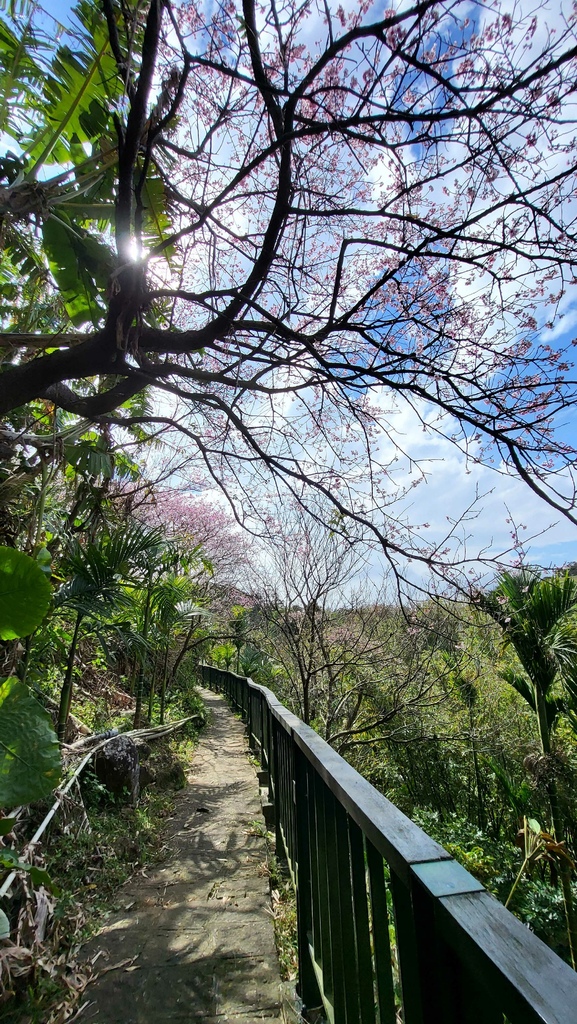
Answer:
79;689;281;1023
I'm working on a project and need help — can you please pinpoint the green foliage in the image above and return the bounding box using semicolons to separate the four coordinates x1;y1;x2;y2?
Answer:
0;676;60;805
0;545;51;640
488;758;533;820
506;816;575;909
479;570;577;725
238;645;279;683
56;523;164;615
211;642;236;670
413;809;575;961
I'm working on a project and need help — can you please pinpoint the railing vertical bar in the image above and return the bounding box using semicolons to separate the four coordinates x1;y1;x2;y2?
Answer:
314;772;334;1012
347;817;377;1024
281;728;294;871
333;801;361;1024
282;729;290;860
256;690;261;761
258;691;263;761
287;733;294;864
294;744;323;1015
277;726;287;858
262;696;269;772
285;731;294;866
256;691;262;759
410;911;503;1024
388;871;425;1024
307;757;322;973
324;788;347;1023
271;716;283;856
285;730;293;863
366;838;397;1024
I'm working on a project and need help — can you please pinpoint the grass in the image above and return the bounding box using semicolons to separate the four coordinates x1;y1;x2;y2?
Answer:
248;820;298;983
267;852;298;981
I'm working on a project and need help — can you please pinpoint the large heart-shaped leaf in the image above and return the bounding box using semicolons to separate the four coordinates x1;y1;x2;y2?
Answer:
0;677;61;807
0;547;52;640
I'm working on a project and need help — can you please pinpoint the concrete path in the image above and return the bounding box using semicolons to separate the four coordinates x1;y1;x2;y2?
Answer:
80;689;282;1023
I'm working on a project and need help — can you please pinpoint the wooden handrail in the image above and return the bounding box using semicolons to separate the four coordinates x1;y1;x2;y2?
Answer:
201;665;577;1024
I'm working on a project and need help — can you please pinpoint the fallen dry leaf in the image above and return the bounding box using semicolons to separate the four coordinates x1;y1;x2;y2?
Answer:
96;956;138;976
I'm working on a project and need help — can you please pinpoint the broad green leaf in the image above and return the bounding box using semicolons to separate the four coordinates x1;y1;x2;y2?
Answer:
58;201;115;221
36;547;52;575
42;213;113;326
0;546;51;640
0;15;45;136
0;909;9;939
0;677;61;806
0;848;20;866
0;849;58;892
29;865;58;892
0;817;16;836
64;434;114;480
25;36;110;175
141;174;174;253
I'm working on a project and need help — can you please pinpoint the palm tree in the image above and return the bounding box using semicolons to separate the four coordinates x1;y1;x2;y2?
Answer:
54;522;163;740
129;536;177;728
145;575;196;722
129;537;208;726
480;569;577;967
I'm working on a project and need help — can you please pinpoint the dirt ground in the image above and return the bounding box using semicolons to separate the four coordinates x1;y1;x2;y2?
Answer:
79;689;282;1023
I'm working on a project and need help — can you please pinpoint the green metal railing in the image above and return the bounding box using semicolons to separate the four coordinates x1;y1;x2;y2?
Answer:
201;665;577;1024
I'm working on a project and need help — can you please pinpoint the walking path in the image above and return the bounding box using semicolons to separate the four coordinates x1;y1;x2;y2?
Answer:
80;689;282;1023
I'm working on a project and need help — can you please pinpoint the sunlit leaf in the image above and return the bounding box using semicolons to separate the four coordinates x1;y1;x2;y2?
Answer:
0;546;51;640
42;213;114;327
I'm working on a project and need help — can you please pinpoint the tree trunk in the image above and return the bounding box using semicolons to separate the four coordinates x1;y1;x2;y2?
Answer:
134;584;152;728
159;644;170;724
57;612;83;742
168;616;198;690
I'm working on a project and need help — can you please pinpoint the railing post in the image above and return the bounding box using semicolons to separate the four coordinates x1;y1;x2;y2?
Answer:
331;798;358;1023
407;866;502;1024
389;870;427;1024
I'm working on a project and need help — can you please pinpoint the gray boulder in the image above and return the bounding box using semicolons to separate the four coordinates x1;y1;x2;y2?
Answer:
94;735;141;804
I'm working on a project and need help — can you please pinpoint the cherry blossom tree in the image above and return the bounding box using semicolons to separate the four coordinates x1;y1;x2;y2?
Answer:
250;501;446;738
3;0;577;582
130;486;251;589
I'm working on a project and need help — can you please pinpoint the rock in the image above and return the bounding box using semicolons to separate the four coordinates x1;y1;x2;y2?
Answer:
138;763;156;790
117;837;141;862
94;736;141;804
155;762;186;790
